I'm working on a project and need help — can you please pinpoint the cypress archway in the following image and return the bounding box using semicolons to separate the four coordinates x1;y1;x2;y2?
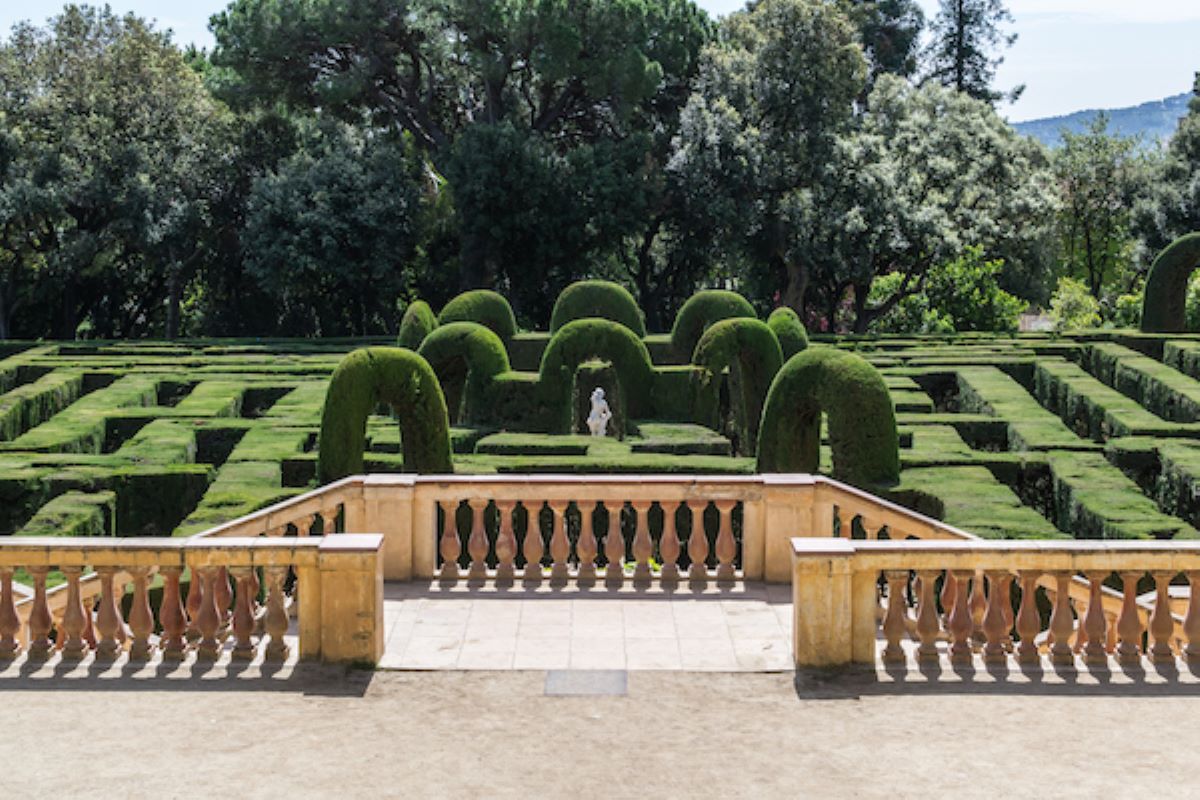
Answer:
1141;233;1200;333
539;319;656;433
692;318;784;456
756;348;899;486
417;322;510;424
317;347;453;482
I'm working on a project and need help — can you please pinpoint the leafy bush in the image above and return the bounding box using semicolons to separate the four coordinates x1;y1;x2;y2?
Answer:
438;289;518;342
1141;232;1200;333
417;322;510;424
1111;291;1143;329
539;319;655;433
757;347;899;486
397;300;438;349
550;280;646;336
766;308;808;359
670;290;757;358
692;318;783;456
1049;277;1102;330
317;347;452;482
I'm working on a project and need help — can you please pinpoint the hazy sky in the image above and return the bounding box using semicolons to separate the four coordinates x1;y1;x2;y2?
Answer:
2;0;1198;122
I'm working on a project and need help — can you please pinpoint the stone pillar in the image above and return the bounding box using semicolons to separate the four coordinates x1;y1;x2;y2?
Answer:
317;534;385;665
790;537;856;668
763;475;818;583
361;474;417;580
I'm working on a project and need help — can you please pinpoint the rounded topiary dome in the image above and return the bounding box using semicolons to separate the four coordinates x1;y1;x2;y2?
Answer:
767;307;809;360
550;280;646;337
418;321;510;424
1141;233;1200;333
671;290;757;358
398;299;438;349
438;289;518;342
692;317;784;456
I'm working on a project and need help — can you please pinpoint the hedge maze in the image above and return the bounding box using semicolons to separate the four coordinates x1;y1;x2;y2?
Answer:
8;278;1200;549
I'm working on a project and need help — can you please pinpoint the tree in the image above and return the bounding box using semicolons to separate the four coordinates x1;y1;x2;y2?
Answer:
1136;73;1200;258
844;0;925;86
923;0;1022;105
1053;114;1146;300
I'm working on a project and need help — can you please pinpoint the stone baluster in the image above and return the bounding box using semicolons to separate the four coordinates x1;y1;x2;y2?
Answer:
549;501;571;581
127;567;156;661
604;503;625;583
969;570;987;646
59;566;88;659
631;501;654;582
998;576;1015;650
940;571;956;625
94;567;123;660
439;502;461;579
230;567;257;660
1184;571;1200;662
835;508;848;539
1149;571;1176;663
264;566;290;660
523;503;545;581
1083;571;1109;666
322;506;339;534
714;500;737;582
982;570;1010;664
185;567;204;641
659;502;681;583
1115;571;1143;664
27;567;53;659
948;569;973;664
882;570;910;664
82;595;97;648
1048;572;1075;665
915;570;941;662
494;500;518;582
863;517;880;541
299;513;318;537
686;501;709;581
215;567;234;631
467;501;488;579
159;566;188;660
576;502;598;582
1015;571;1041;665
195;567;222;659
0;568;18;658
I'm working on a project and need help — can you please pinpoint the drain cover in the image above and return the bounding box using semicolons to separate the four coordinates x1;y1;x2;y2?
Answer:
544;670;628;696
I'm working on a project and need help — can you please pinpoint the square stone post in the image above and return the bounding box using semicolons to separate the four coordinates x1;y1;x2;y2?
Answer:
763;474;817;583
317;534;385;666
791;537;869;668
360;475;416;580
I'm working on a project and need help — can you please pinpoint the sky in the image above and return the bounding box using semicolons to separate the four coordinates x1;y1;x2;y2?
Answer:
2;0;1198;122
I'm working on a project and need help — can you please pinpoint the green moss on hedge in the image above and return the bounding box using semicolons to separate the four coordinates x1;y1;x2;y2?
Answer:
417;322;510;424
539;319;655;434
757;347;900;486
767;307;809;360
438;290;518;342
17;490;116;538
550;280;647;337
398;300;438;350
1141;232;1200;333
317;347;452;482
692;318;783;456
670;290;757;358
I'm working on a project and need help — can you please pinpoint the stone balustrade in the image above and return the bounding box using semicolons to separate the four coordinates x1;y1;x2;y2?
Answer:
1;534;384;665
790;538;1200;669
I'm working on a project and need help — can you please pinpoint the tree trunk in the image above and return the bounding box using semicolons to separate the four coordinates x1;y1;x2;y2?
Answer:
165;264;182;340
781;257;809;317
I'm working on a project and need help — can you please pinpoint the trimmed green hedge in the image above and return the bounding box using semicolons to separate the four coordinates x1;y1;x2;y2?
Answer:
550;280;646;337
670;290;757;358
398;300;438;350
317;347;452;482
767;307;809;360
692;318;783;456
438;290;518;342
417;322;510;425
757;347;900;486
539;319;655;434
1141;232;1200;333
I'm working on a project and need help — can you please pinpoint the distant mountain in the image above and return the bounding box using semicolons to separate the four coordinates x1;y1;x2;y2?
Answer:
1013;92;1192;148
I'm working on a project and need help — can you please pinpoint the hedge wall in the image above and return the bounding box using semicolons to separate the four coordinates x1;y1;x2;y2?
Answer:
767;307;809;360
1141;232;1200;333
550;280;646;337
438;289;518;342
417;322;510;425
757;347;900;486
398;300;438;350
317;347;452;482
670;290;757;358
692;318;783;456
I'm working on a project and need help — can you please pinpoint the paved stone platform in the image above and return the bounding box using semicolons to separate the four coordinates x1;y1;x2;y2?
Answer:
380;580;793;671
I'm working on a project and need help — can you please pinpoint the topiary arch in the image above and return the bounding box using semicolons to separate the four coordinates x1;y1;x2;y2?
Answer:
1141;233;1200;333
756;347;899;486
767;307;809;359
671;290;757;358
417;322;510;425
550;280;647;337
692;318;783;456
438;289;518;342
398;299;438;349
317;347;452;483
539;318;656;433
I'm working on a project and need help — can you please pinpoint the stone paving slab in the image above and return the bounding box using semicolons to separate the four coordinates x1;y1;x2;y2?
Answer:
380;580;794;672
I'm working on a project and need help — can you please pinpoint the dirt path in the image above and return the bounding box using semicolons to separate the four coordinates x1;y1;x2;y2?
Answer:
2;667;1191;798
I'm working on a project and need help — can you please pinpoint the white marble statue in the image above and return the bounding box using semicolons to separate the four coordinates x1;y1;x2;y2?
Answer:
587;387;612;437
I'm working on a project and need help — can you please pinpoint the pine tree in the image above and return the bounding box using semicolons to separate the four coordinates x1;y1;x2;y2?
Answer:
923;0;1022;105
847;0;925;86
